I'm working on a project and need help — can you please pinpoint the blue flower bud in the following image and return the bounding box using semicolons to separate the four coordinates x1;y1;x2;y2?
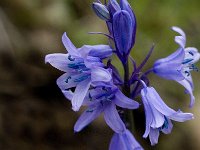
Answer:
108;0;121;16
120;0;137;49
113;10;133;60
92;2;110;21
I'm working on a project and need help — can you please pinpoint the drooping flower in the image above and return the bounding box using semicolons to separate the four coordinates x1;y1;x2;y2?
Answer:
140;81;194;145
73;85;139;133
107;0;136;63
109;129;143;150
153;26;200;107
45;33;113;111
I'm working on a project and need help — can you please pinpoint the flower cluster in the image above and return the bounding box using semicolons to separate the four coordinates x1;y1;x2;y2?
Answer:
45;0;199;149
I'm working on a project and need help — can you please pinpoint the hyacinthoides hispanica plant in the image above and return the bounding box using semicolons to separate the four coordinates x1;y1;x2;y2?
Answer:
45;0;200;149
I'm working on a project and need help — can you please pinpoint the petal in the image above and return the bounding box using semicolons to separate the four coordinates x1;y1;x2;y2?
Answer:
62;90;73;101
147;87;178;116
161;118;173;134
113;10;133;56
184;47;200;64
147;87;194;121
114;90;139;109
153;48;185;81
109;130;144;150
177;79;195;107
56;73;79;90
45;53;70;72
91;67;112;87
124;129;144;150
84;56;104;68
62;32;79;57
104;103;126;133
74;104;103;132
71;79;91;111
168;110;194;122
141;89;153;138
109;133;126;150
87;45;113;59
171;26;186;48
149;128;160;146
141;88;165;129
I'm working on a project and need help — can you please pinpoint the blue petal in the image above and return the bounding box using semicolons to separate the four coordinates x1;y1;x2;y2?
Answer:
141;89;152;138
168;110;194;122
62;32;79;57
88;45;113;59
91;67;112;87
141;88;165;129
171;26;186;48
177;78;195;107
45;53;71;72
84;56;104;68
149;128;160;146
161;118;173;134
62;90;73;101
104;103;126;133
147;87;194;122
109;133;125;150
114;90;139;109
109;129;144;150
113;10;133;56
184;47;200;65
153;48;185;81
72;79;91;111
74;104;103;132
123;129;144;150
56;73;79;90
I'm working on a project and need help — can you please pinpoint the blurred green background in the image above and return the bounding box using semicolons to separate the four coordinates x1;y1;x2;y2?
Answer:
0;0;200;149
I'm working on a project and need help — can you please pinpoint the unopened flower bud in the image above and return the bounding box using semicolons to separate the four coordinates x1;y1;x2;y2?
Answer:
92;2;110;21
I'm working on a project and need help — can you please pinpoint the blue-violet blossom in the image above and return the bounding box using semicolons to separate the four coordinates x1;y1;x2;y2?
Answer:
73;84;139;133
45;33;113;111
141;81;194;145
153;26;200;107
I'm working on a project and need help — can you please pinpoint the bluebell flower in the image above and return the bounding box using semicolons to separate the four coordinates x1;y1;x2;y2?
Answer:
72;84;139;133
109;129;143;150
45;33;113;111
107;0;136;63
141;81;194;145
153;26;200;107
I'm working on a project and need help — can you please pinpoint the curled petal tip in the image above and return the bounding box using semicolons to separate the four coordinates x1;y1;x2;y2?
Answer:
171;26;186;48
72;106;79;112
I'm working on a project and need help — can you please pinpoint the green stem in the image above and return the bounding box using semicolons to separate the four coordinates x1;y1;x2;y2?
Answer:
122;61;134;133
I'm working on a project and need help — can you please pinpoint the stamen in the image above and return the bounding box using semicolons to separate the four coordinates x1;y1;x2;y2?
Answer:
74;75;89;82
68;55;75;61
89;92;93;101
189;51;194;56
189;64;199;72
184;71;190;76
86;109;94;113
65;76;72;83
162;116;169;129
68;62;86;70
182;58;193;64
